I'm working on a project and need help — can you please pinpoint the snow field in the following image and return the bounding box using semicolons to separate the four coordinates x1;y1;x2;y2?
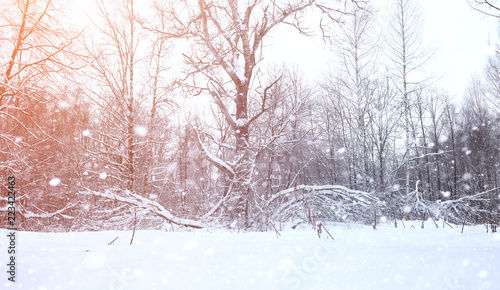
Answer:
1;223;499;289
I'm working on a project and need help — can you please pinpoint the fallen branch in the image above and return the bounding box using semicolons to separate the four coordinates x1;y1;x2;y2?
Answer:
320;223;335;240
22;202;79;219
108;236;119;245
269;221;281;238
78;188;205;229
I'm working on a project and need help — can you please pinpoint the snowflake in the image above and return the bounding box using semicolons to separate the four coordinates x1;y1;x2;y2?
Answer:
438;135;448;143
133;125;148;137
49;178;61;186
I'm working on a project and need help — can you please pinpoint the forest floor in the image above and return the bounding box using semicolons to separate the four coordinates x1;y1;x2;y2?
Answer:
1;221;499;289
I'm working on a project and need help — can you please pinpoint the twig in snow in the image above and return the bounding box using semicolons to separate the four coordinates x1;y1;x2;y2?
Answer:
269;221;281;238
108;236;119;245
427;209;438;228
321;223;335;240
130;210;137;245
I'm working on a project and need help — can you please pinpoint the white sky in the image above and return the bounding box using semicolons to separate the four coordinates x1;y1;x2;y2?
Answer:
419;0;498;101
61;0;499;103
265;0;499;103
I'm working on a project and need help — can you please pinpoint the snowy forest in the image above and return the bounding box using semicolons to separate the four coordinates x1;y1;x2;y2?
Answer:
1;0;500;233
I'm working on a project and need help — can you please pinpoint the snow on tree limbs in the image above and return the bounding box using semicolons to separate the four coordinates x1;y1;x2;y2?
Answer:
165;0;364;226
77;189;206;229
266;185;381;224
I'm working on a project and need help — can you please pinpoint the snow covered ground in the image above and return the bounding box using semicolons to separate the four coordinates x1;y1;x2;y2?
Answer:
2;222;499;290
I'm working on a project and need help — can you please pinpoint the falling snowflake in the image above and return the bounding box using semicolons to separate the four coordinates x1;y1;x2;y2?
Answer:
99;173;107;179
82;130;90;136
49;178;61;186
58;101;70;109
438;135;448;143
337;147;346;154
133;125;148;137
441;191;451;198
478;270;488;278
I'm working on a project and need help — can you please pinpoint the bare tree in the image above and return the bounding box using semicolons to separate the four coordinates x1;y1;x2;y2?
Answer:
153;0;361;226
0;0;87;230
461;77;499;195
385;0;431;218
442;97;459;198
426;90;446;199
330;3;378;191
0;0;79;174
368;75;402;193
252;66;316;196
81;0;144;191
468;0;500;18
484;41;500;111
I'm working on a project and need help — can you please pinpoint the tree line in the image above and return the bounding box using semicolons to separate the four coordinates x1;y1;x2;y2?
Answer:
0;0;498;231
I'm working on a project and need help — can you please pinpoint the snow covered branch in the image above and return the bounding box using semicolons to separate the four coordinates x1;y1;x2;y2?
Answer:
266;185;381;224
21;202;79;219
77;188;206;229
436;188;500;224
193;126;235;178
267;184;378;206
